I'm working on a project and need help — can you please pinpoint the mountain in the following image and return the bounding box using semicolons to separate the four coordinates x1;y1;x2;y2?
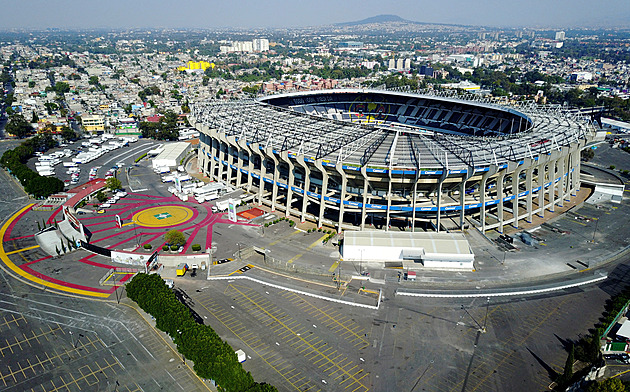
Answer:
336;14;408;26
333;14;470;29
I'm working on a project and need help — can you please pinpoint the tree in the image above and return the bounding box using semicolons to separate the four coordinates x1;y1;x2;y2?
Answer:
586;378;626;392
105;177;122;191
60;126;78;142
164;230;186;247
5;115;33;138
562;344;574;383
88;76;99;86
95;190;107;203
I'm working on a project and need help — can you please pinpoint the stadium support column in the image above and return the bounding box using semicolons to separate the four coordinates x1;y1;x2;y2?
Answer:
296;159;311;224
315;161;328;228
335;164;347;233
197;139;206;177
435;171;448;233
509;161;525;229
537;155;550;218
243;143;255;193
283;152;295;218
386;170;393;232
219;142;228;181
496;171;506;233
571;146;582;196
360;167;369;231
411;171;420;233
525;165;534;223
269;154;280;212
226;142;235;186
208;138;217;180
459;167;475;230
479;165;497;233
253;144;265;206
236;138;249;189
558;150;568;207
548;152;561;212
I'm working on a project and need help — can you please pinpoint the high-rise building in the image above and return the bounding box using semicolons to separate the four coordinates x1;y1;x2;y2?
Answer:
253;38;269;52
555;31;565;41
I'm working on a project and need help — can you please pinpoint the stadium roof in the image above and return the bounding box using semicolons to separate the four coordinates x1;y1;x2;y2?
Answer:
191;89;594;170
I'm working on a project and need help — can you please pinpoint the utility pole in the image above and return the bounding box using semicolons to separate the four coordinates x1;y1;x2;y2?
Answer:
112;270;120;304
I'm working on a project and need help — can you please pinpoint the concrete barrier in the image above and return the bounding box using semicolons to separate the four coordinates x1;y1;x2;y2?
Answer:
396;274;607;298
207;275;380;310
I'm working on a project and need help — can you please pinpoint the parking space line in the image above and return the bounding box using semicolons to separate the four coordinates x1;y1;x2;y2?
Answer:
5;245;40;255
225;284;368;389
198;298;323;392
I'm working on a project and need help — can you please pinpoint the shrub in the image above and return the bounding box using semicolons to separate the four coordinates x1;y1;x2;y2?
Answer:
162;245;169;251
610;165;616;170
143;244;152;250
170;244;179;251
192;244;201;251
164;229;186;247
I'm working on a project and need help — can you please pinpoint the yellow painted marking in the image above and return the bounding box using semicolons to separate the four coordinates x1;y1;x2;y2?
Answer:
132;205;194;228
328;260;340;273
5;245;39;255
0;205;109;298
269;230;300;246
288;234;328;263
121;221;135;227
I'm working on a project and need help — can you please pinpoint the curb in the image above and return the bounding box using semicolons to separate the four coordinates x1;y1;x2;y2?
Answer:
207;275;381;310
396;274;607;298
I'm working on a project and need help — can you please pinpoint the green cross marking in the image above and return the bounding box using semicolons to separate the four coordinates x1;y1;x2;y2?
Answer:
154;212;172;220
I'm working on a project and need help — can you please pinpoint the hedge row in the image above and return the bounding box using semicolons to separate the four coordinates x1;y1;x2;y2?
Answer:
135;152;148;163
126;273;276;392
0;135;64;198
263;216;293;228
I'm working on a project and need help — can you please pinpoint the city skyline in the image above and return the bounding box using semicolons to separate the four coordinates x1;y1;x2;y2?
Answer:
1;0;629;30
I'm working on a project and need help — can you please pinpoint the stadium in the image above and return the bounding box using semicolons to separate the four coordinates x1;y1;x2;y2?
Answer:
189;89;595;233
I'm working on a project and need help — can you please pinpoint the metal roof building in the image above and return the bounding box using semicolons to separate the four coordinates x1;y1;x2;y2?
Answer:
343;231;474;270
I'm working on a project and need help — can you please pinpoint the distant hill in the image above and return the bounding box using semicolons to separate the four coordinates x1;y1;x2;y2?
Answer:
336;15;408;26
334;14;467;28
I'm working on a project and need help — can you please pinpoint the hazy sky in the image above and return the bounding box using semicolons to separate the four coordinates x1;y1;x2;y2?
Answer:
2;0;629;30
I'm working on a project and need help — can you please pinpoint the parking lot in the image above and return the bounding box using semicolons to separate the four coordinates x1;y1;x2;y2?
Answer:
0;272;208;392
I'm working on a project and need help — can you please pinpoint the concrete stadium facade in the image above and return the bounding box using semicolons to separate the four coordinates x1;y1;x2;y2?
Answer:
190;89;594;233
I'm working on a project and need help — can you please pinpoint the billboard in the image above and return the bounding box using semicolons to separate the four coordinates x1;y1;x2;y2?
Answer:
228;198;237;223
